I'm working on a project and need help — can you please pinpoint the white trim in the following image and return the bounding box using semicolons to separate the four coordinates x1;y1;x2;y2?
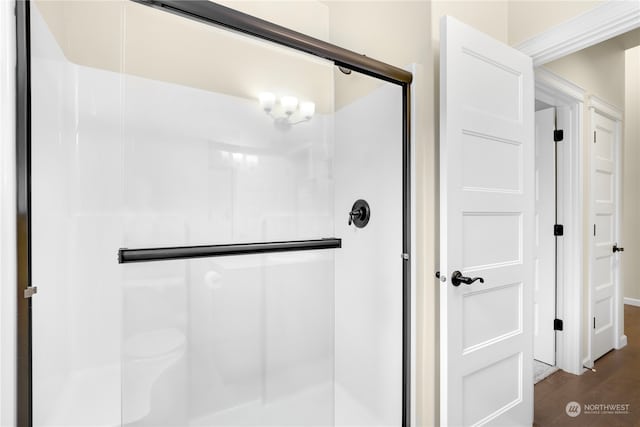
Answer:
535;67;584;376
0;0;17;425
582;356;594;370
516;0;640;66
613;116;624;352
535;67;586;103
408;62;420;427
624;297;640;307
589;95;623;121
618;335;628;349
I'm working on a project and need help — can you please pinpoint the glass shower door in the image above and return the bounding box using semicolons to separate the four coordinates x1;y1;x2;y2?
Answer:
120;2;337;425
30;1;406;426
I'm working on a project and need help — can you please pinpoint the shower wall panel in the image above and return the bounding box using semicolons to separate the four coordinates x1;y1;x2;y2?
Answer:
334;76;403;426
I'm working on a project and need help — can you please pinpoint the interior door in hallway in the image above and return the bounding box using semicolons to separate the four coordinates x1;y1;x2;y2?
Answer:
591;110;620;361
439;15;534;427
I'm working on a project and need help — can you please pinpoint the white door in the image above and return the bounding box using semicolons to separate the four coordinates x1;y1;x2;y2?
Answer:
439;16;534;427
590;110;619;361
534;108;556;366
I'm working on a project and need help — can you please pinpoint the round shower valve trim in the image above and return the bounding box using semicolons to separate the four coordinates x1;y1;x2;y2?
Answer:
348;199;370;228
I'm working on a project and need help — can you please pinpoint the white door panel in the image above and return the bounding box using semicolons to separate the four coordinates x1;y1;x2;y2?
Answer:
534;108;556;366
440;16;534;426
591;111;618;361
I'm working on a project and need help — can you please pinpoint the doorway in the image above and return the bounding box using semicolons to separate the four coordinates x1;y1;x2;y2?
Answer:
533;69;586;377
533;104;559;381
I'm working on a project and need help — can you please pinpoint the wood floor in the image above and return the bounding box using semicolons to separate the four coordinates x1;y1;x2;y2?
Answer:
534;305;640;427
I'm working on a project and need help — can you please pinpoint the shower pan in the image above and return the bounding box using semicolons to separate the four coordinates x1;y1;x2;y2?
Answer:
17;1;412;425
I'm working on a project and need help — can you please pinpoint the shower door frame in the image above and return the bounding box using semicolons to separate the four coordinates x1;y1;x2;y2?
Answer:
15;0;413;425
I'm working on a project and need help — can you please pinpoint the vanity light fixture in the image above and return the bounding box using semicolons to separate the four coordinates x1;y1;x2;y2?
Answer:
258;92;315;128
258;92;276;113
280;95;299;116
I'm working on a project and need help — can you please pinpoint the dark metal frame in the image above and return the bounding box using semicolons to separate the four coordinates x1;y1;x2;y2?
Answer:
119;238;342;264
16;0;412;425
16;1;33;425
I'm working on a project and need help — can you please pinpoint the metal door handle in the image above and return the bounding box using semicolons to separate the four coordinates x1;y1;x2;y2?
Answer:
613;244;625;253
451;270;484;287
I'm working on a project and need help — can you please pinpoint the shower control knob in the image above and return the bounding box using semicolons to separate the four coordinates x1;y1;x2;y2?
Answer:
348;199;370;228
348;209;360;226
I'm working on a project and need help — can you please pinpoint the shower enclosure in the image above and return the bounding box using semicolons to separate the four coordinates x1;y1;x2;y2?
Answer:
17;0;412;425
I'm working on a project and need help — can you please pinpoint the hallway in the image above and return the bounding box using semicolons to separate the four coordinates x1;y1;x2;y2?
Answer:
534;305;640;426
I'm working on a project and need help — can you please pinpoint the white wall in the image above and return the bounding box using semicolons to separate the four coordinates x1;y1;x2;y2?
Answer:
545;38;626;109
0;0;16;425
624;46;640;301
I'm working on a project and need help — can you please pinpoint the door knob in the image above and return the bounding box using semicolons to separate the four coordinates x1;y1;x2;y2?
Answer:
613;244;625;253
451;270;484;287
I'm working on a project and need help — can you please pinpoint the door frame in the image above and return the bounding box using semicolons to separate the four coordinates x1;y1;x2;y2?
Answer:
14;1;415;425
534;67;585;375
516;0;638;374
516;0;640;66
586;96;625;368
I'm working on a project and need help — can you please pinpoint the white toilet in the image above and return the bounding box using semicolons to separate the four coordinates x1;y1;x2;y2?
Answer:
122;328;186;424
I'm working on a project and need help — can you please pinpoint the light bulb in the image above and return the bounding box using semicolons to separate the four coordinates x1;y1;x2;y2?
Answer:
258;92;276;112
299;101;315;119
280;96;298;116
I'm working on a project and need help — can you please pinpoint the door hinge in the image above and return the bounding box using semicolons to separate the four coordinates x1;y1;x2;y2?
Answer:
593;317;596;329
554;224;564;236
554;129;564;142
594;130;597;143
593;224;596;236
24;286;38;299
554;318;563;331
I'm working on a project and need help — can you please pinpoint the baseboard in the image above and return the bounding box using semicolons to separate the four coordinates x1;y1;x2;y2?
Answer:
617;335;628;349
582;357;594;370
624;297;640;307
